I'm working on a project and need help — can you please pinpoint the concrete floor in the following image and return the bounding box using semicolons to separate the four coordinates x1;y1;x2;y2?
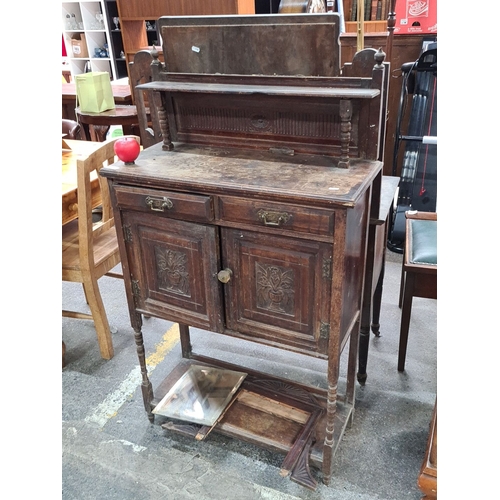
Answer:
62;248;437;500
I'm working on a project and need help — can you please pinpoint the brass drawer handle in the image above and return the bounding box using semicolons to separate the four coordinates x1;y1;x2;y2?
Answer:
217;268;232;283
258;209;290;227
145;196;173;212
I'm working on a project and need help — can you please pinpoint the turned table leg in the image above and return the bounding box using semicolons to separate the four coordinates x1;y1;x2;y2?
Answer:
371;261;384;336
133;321;154;422
358;222;376;385
321;382;337;485
179;323;192;358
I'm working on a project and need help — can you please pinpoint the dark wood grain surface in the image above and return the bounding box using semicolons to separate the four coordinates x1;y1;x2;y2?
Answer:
101;13;385;489
102;142;382;208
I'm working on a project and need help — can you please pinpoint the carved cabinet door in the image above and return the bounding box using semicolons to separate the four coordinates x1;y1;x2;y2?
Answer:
121;211;224;332
221;228;332;355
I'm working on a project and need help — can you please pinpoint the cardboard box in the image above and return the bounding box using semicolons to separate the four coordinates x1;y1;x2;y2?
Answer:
71;33;89;58
394;0;437;35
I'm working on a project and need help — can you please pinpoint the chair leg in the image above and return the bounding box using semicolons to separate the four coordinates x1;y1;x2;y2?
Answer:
399;245;407;308
398;273;404;308
399;265;406;309
82;276;114;359
82;283;89;304
398;273;414;372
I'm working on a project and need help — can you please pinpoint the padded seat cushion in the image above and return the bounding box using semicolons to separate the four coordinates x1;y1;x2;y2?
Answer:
409;219;437;265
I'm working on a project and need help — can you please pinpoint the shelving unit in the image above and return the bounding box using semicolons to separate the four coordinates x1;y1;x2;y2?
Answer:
342;0;390;33
145;20;160;47
255;0;388;32
104;0;128;79
62;0;123;81
254;0;281;13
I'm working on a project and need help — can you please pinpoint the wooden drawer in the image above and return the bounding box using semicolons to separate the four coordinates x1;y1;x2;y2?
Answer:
218;196;334;237
114;185;214;223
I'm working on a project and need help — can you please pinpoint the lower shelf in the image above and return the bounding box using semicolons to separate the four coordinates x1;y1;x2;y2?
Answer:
152;358;354;490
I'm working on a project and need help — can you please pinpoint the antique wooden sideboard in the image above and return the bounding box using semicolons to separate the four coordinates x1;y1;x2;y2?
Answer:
101;13;386;489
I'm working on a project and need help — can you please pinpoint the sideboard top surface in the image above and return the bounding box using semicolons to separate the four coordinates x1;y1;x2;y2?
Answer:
101;142;382;208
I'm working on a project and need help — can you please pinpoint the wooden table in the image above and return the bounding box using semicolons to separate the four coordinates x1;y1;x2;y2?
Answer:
62;139;102;225
358;175;400;383
76;105;139;142
62;83;133;121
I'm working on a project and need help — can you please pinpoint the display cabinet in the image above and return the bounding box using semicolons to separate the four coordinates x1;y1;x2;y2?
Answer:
101;14;387;490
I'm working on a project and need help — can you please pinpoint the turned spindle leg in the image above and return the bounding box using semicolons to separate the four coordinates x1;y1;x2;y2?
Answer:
322;383;337;485
371;262;384;336
157;95;173;151
338;99;352;169
133;325;154;422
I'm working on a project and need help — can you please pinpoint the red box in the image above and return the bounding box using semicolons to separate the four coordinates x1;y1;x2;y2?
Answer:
394;0;437;35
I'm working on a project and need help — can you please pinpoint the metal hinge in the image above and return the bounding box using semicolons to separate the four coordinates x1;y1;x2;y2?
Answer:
131;279;141;301
320;322;330;339
123;224;133;243
322;258;332;279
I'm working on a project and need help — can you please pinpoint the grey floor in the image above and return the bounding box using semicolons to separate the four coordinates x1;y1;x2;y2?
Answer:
62;249;437;500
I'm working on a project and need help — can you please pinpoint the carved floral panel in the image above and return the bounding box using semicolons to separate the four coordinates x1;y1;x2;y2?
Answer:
255;262;295;314
155;246;190;297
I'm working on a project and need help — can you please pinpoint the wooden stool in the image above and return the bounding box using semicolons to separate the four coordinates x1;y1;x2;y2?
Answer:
398;211;437;372
76;105;140;142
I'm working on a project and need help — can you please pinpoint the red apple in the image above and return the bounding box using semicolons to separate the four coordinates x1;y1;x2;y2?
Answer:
114;137;140;165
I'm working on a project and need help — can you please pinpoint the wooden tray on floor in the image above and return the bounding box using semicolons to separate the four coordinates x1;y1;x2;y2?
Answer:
153;359;351;490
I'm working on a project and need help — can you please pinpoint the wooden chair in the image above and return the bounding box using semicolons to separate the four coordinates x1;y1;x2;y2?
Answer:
62;136;140;359
62;118;81;140
128;49;162;149
398;211;437;371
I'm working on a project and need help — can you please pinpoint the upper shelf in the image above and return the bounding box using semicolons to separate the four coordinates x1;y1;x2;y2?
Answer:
137;80;381;99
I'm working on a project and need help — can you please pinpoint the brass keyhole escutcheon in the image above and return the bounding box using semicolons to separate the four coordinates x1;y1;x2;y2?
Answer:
217;268;233;283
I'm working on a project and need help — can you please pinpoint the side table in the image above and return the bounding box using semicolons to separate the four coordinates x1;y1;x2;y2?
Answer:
76;105;140;141
357;175;399;383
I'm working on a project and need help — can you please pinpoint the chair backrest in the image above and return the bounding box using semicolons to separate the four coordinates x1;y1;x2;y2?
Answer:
76;136;140;267
129;50;154;105
342;48;390;163
129;50;162;149
62;119;81;140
